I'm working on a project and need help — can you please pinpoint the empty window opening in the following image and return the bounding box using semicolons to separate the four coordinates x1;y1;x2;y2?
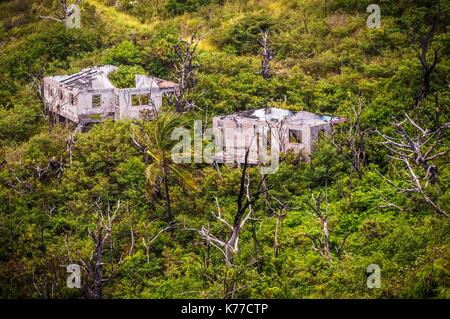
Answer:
69;93;74;105
132;94;150;107
92;94;102;108
266;129;272;150
318;129;326;140
289;129;302;144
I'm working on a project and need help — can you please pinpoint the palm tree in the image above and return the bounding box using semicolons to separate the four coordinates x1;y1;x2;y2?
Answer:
131;113;198;222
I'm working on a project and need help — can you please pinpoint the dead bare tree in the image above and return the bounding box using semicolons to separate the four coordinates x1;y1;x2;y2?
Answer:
261;179;288;258
196;150;267;267
79;199;122;299
305;192;332;262
39;0;82;23
330;95;369;181
258;29;274;79
273;209;286;258
377;114;449;217
6;168;33;195
6;154;64;195
31;257;64;299
66;124;83;165
173;28;202;112
378;189;407;213
141;221;174;263
335;231;351;260
30;72;45;104
412;6;442;105
304;187;351;262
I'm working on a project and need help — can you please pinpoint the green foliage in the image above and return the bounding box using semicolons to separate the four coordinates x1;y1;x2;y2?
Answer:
214;13;275;55
0;101;42;143
108;65;147;88
142;26;179;77
0;0;450;299
164;0;218;17
1;23;101;82
102;40;143;66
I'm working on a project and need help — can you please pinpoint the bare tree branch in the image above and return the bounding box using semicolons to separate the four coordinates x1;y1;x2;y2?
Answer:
258;29;274;79
377;114;449;217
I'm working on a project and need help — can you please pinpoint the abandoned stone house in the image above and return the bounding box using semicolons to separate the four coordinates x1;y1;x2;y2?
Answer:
43;65;178;125
43;67;344;164
212;107;346;164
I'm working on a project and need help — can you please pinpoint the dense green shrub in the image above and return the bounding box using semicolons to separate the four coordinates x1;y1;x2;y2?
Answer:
214;13;275;55
0;0;449;299
102;40;143;66
108;65;147;88
164;0;219;17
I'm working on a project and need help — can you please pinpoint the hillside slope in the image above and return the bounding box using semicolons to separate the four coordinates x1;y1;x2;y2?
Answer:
0;0;449;299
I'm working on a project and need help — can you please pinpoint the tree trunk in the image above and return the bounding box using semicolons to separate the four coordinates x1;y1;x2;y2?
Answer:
322;219;332;262
274;213;285;258
225;225;241;267
93;242;104;299
422;71;431;101
162;163;172;222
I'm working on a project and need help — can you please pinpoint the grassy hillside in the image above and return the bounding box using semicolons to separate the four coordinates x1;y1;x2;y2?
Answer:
0;0;449;298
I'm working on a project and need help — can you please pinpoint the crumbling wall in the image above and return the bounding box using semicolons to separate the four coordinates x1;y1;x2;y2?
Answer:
43;77;80;123
43;66;176;124
117;87;161;120
212;112;336;164
77;88;115;124
309;122;332;153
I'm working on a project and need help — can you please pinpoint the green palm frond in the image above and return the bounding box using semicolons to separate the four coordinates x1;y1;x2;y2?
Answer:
146;148;161;162
145;162;161;188
154;113;188;151
133;112;196;194
168;164;200;192
131;113;188;154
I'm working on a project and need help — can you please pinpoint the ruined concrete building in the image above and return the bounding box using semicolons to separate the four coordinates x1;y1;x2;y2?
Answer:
43;65;177;125
43;67;344;164
212;107;345;164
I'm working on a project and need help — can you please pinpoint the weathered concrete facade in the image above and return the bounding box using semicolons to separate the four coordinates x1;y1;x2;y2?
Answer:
212;108;345;164
43;65;177;125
